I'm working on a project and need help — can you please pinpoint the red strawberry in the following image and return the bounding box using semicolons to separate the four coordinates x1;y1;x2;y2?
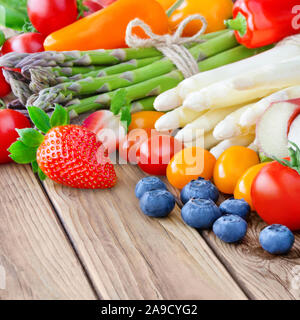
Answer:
9;105;117;189
37;125;116;189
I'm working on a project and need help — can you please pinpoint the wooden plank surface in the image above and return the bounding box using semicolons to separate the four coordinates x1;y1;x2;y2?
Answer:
169;186;300;300
0;164;96;300
43;164;247;300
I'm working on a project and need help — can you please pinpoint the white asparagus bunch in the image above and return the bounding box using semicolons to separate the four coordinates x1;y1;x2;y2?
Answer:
183;131;219;150
213;103;257;140
155;106;205;131
183;56;300;112
154;35;300;112
213;86;300;141
210;134;255;159
239;85;300;127
175;105;242;142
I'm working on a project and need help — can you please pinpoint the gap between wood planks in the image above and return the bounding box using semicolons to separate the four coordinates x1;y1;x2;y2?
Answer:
34;175;102;300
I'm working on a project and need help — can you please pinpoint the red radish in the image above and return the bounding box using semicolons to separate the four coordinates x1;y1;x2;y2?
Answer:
83;1;104;16
96;0;117;7
256;98;300;158
83;110;126;154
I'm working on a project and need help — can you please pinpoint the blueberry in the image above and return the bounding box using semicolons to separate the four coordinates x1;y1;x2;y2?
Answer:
135;176;167;199
259;224;295;255
181;198;221;229
219;198;250;219
213;215;247;243
180;177;219;204
139;190;175;217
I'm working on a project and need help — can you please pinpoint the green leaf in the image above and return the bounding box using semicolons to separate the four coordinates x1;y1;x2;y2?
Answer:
259;152;272;163
0;0;29;31
31;160;38;173
0;30;5;47
50;104;70;128
120;105;131;132
27;106;51;134
38;167;47;181
8;141;37;164
110;89;129;115
16;128;44;148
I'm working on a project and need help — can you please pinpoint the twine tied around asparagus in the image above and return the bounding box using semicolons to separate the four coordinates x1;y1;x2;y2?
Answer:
125;14;207;78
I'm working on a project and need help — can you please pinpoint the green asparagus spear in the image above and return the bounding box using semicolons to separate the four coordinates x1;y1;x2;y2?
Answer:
0;29;230;69
58;71;184;115
31;31;239;106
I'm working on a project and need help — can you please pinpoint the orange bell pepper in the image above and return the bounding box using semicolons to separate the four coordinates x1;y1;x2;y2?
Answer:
157;0;233;36
44;0;169;51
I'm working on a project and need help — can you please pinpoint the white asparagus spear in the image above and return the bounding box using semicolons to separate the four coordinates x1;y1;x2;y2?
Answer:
154;35;300;112
175;105;243;142
155;106;205;131
183;130;219;150
213;103;256;140
239;85;300;127
210;134;255;159
183;56;300;111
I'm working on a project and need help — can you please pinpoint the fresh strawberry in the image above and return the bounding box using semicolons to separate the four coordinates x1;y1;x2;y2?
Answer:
9;105;117;189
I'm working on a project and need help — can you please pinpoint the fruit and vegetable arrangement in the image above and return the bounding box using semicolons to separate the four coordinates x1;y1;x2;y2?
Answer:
0;0;300;256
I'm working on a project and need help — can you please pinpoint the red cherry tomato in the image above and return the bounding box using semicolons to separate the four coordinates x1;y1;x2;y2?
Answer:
119;129;168;164
0;67;11;97
1;33;46;54
0;109;31;164
27;0;79;35
251;160;300;231
138;135;183;176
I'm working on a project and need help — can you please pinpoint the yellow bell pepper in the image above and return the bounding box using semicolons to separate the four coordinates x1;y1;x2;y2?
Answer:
156;0;233;36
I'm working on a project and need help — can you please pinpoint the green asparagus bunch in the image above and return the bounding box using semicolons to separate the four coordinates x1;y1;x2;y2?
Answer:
0;29;271;125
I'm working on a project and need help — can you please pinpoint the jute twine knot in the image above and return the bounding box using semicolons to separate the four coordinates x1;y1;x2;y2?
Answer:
125;14;208;78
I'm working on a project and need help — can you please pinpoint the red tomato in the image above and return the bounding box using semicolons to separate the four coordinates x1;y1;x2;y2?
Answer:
119;129;168;164
251;160;300;231
27;0;79;35
0;110;31;164
138;135;183;176
0;67;11;97
1;33;46;54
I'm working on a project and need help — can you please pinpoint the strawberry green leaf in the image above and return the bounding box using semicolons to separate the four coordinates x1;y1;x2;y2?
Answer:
38;167;47;181
28;106;51;134
120;105;131;132
31;160;38;173
16;128;44;148
8;141;37;164
50;104;70;128
111;89;130;115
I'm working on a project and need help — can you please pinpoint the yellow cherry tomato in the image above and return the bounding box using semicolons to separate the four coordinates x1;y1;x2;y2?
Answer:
128;111;164;132
157;0;233;36
213;146;260;195
234;163;269;210
167;147;216;189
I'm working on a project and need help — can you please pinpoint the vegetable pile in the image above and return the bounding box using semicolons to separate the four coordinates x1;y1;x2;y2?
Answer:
0;0;299;255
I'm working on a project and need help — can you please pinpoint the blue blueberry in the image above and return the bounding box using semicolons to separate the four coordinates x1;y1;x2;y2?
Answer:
140;190;175;218
213;215;247;243
180;177;219;204
219;198;250;219
259;224;295;255
135;176;167;199
181;198;221;229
